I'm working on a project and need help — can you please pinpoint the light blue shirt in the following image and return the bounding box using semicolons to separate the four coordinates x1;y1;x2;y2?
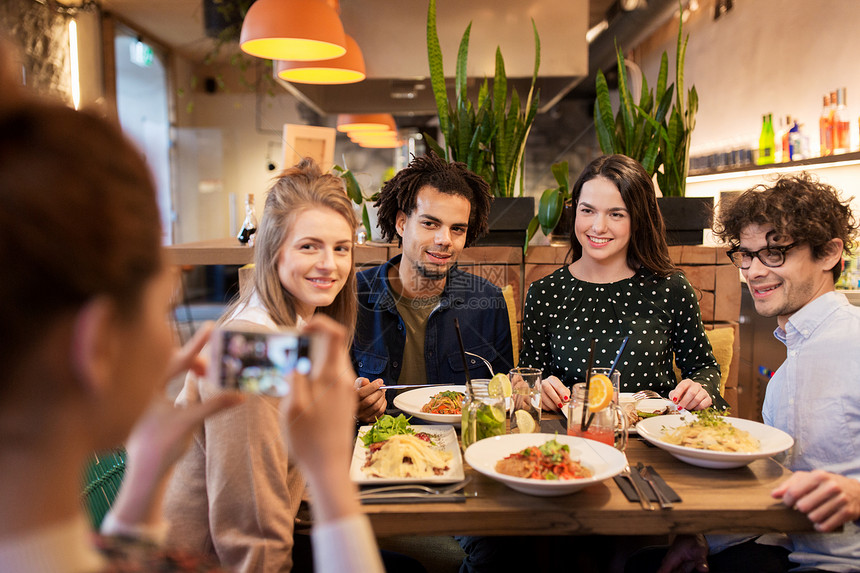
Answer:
762;291;860;571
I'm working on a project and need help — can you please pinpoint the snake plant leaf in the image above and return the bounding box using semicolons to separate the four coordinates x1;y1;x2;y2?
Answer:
615;45;636;153
594;92;616;154
538;187;564;236
423;132;447;160
361;203;373;241
426;0;449;137
455;22;471;103
656;52;668;104
342;169;363;204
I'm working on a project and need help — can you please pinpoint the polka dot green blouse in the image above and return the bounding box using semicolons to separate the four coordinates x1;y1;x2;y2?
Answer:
520;265;724;406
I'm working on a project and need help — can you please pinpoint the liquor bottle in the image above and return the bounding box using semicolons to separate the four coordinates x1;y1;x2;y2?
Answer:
834;87;850;154
788;119;801;161
780;115;791;163
237;193;258;246
757;114;775;165
820;94;833;156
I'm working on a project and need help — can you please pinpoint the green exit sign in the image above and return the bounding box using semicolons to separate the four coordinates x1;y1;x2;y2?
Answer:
130;39;154;68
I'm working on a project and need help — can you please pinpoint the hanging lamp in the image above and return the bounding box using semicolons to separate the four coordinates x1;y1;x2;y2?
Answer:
240;0;346;61
336;114;397;133
276;35;365;84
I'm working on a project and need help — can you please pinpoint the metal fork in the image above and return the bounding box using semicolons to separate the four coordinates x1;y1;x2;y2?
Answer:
358;477;471;498
619;456;655;511
465;352;495;376
637;462;673;510
631;389;662;401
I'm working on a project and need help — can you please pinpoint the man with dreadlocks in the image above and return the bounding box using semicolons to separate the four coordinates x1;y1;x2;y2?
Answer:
351;152;514;422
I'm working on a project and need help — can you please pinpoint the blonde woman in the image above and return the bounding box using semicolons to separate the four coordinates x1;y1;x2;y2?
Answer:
164;159;358;572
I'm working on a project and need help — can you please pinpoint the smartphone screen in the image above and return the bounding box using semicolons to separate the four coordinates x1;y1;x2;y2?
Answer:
210;326;311;396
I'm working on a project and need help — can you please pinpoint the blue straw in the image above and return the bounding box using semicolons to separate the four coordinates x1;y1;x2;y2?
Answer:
608;335;630;378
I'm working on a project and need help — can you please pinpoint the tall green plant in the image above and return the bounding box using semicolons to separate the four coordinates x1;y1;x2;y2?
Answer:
594;1;698;197
425;0;540;197
594;46;673;178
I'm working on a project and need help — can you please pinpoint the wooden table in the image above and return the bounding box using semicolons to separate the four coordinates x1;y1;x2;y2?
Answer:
362;428;814;537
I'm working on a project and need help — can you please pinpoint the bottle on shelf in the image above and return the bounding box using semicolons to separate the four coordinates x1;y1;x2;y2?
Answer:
834;87;850;154
780;115;792;163
237;193;258;246
820;94;833;156
789;119;803;161
757;113;775;165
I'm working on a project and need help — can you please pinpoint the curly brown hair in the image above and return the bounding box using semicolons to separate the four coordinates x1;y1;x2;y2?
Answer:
714;173;858;281
374;151;491;247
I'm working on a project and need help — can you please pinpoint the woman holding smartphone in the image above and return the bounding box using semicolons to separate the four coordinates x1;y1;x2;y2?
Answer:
164;159;359;572
520;154;726;413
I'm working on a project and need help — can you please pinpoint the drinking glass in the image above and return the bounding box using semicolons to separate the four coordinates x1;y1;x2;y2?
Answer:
461;379;505;451
590;367;621;404
508;367;542;434
566;382;628;451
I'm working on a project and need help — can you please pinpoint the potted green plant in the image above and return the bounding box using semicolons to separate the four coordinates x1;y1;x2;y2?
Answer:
425;0;540;245
593;3;711;245
524;161;571;252
333;166;378;242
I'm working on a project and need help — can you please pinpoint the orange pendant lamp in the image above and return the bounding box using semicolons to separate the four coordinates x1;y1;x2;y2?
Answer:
336;114;397;133
276;35;365;84
240;0;347;61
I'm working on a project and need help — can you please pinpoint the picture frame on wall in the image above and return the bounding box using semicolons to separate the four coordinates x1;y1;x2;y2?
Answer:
282;124;336;173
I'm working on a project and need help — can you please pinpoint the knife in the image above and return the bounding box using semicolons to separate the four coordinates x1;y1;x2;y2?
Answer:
637;462;673;510
378;384;457;390
360;493;468;505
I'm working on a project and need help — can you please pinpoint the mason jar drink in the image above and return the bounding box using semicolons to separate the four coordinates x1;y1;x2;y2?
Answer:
461;379;506;450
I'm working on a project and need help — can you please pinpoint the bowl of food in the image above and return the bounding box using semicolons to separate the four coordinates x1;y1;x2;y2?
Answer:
463;433;626;496
636;411;794;469
393;385;467;424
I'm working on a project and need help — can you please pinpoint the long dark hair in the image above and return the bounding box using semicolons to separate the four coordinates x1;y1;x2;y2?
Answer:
567;154;675;277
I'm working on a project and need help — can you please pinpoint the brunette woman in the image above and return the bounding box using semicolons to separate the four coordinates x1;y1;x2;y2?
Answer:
520;154;726;412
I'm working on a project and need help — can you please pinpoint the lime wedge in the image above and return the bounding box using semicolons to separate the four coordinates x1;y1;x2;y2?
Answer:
490;405;506;423
488;373;512;398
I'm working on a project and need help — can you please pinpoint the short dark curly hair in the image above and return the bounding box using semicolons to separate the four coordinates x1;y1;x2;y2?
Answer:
714;173;858;281
374;151;492;247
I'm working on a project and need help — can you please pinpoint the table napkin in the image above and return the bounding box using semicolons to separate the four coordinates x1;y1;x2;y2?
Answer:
614;465;682;503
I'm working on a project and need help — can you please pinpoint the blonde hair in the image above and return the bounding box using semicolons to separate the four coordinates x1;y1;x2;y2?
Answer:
228;158;358;338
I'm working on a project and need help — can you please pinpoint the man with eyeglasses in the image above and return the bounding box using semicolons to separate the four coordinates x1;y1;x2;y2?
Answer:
645;174;860;572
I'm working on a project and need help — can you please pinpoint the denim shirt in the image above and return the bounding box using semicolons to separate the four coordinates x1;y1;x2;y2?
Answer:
351;255;514;385
762;291;860;571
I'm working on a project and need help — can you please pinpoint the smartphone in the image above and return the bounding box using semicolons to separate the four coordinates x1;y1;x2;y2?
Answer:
209;325;312;396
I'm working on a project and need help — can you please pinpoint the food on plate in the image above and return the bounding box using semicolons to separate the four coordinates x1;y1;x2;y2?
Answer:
661;409;759;452
494;438;593;481
362;434;452;478
421;390;465;415
361;413;414;447
622;400;676;427
586;374;613;412
488;373;513;398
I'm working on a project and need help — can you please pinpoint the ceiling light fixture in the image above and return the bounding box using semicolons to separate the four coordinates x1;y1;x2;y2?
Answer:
336;114;397;133
276;35;366;84
240;0;346;61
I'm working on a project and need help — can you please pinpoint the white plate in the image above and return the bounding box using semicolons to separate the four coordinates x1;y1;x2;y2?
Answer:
463;433;626;496
636;415;794;469
392;385;467;425
350;424;465;484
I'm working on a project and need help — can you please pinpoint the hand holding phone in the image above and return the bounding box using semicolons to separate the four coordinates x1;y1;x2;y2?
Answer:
209;326;312;396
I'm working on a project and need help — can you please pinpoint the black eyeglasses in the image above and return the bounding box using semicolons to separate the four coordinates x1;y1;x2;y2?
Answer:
726;242;800;269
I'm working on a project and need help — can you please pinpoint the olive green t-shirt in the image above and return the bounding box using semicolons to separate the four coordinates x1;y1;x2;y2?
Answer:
394;294;440;385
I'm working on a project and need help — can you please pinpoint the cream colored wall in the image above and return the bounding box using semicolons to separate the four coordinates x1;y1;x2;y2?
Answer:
631;0;860;243
171;59;305;244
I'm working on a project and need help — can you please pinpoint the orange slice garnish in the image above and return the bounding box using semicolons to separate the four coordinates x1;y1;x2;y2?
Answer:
587;373;614;412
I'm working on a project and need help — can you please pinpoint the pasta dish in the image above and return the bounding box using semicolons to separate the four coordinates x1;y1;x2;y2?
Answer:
421;390;465;415
495;439;593;481
661;411;759;452
362;434;452;478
